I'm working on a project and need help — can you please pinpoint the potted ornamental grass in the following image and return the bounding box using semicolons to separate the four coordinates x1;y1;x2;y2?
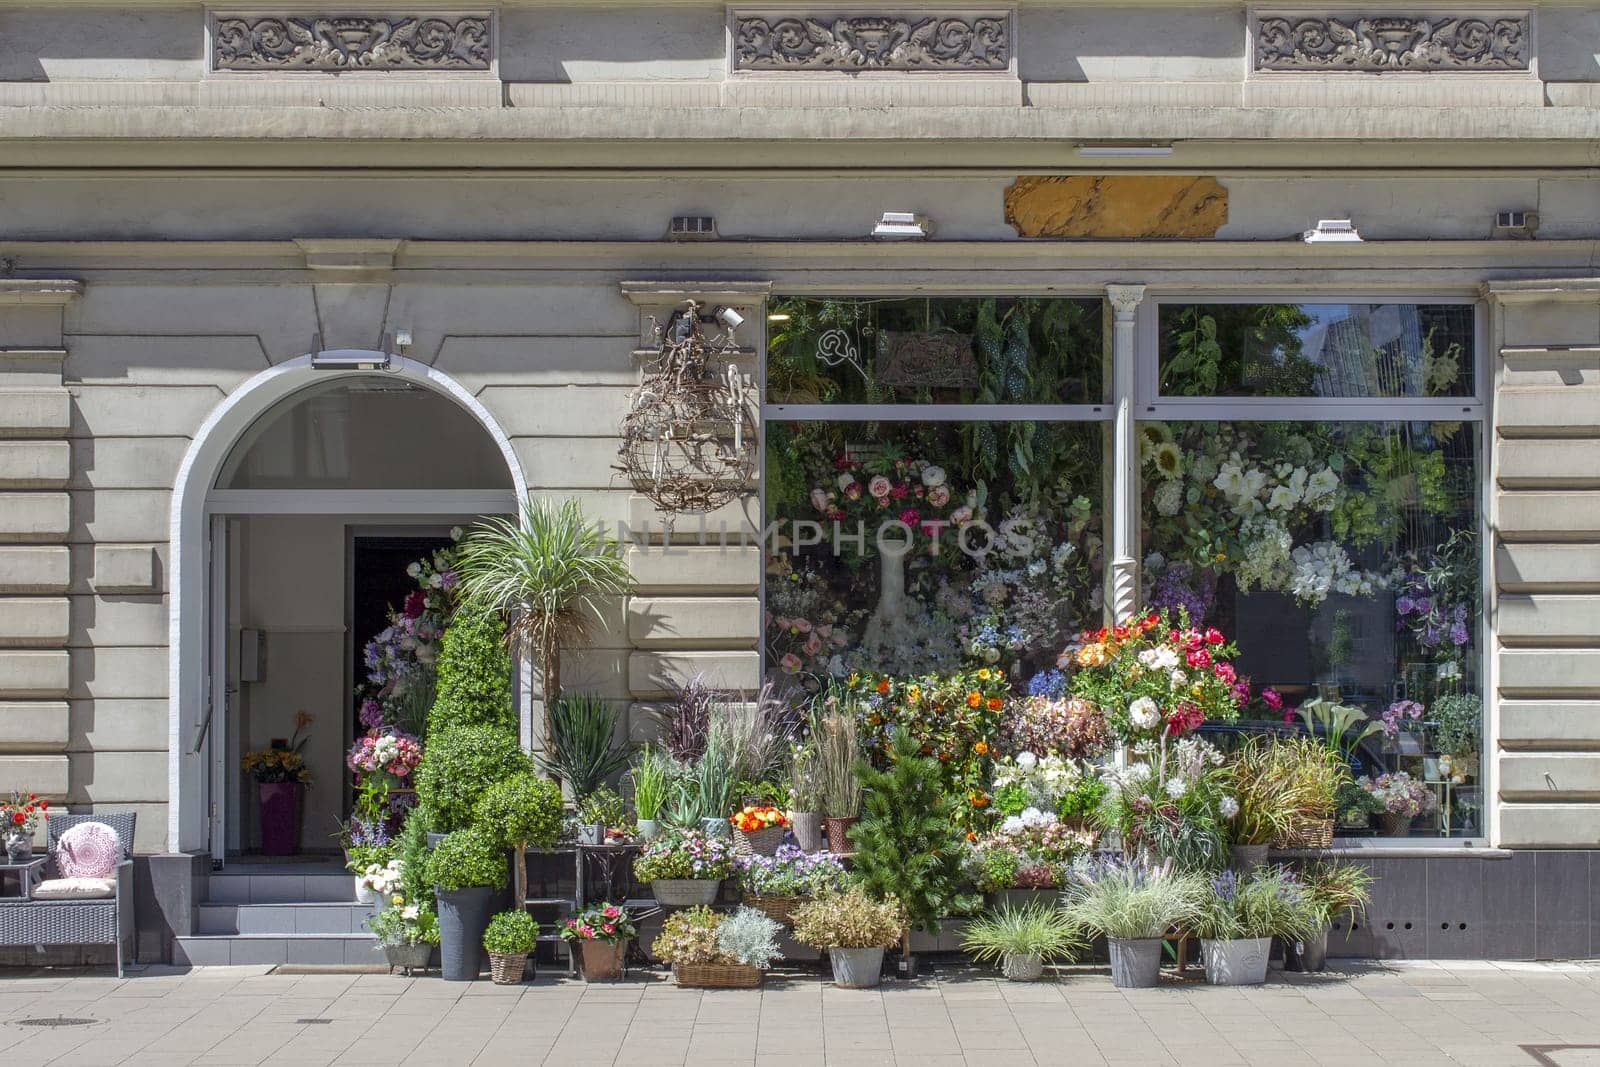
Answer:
736;845;848;925
633;828;734;907
1218;737;1300;871
960;901;1087;982
1062;860;1205;989
1285;861;1375;972
786;739;825;852
629;745;675;842
816;704;861;854
424;827;509;981
560;901;637;982
652;905;781;988
792;885;905;990
483;910;539;985
1193;867;1321;986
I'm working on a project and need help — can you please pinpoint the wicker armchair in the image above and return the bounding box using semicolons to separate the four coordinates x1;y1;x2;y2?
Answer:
0;812;136;977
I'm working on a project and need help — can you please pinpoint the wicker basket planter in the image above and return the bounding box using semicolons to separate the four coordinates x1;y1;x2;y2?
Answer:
1274;818;1335;849
734;825;786;857
824;816;858;854
672;961;763;988
744;894;809;926
651;878;721;907
488;952;529;985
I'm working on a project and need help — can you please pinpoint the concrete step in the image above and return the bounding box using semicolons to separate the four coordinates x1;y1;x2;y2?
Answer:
197;901;377;935
205;870;356;904
173;933;386;967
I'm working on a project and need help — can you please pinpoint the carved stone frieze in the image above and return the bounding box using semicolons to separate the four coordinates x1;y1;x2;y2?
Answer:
212;13;492;71
1254;13;1529;72
732;13;1010;71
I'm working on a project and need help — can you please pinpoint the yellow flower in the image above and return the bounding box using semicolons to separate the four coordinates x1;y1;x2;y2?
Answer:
976;668;991;681
392;894;404;906
907;686;921;703
1076;643;1108;668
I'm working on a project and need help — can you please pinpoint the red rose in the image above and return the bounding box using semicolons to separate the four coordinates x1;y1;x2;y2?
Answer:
1204;627;1225;646
11;812;24;826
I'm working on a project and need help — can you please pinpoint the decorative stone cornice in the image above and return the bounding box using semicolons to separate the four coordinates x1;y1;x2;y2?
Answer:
1253;13;1530;72
0;280;84;307
732;12;1010;72
211;13;493;71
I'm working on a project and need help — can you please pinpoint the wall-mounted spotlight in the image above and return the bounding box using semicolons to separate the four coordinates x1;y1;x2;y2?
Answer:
309;332;391;370
715;306;745;331
872;212;933;240
1302;218;1363;244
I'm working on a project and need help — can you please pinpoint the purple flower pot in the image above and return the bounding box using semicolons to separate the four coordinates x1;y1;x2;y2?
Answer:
258;782;303;856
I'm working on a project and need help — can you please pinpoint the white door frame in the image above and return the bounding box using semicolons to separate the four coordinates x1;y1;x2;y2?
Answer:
167;353;529;855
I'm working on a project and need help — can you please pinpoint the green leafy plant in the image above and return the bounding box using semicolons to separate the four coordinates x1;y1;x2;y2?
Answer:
475;773;563;908
792;886;905;950
960;902;1087;967
483;910;538;956
1221;736;1342;845
663;777;708;829
629;746;676;822
689;727;738;823
1430;693;1482;760
1296;860;1374;929
849;730;965;961
578;786;627;830
1062;861;1205;941
367;902;439;947
414;723;532;833
538;693;633;799
455;499;633;744
1192;867;1321;943
561;901;636;943
652;906;724;965
423;827;509;892
426;602;514;736
1056;774;1107;823
1297;699;1383;765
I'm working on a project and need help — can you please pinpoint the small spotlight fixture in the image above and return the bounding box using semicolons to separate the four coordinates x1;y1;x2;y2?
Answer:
1302;218;1363;244
1077;143;1174;157
310;348;391;371
872;211;933;240
715;306;745;331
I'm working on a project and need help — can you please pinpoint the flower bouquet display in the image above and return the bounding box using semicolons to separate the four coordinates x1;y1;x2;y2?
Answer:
1192;867;1320;986
346;729;423;789
1098;735;1229;872
652;905;781;988
560;902;637;982
1358;772;1438;836
731;804;789;856
240;711;313;856
633;829;734;907
965;808;1097;906
737;845;848;925
1;790;46;862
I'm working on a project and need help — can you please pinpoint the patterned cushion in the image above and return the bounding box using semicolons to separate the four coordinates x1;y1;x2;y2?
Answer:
54;821;122;878
32;877;116;900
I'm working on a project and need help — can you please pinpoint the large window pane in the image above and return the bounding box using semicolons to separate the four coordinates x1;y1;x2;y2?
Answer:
1138;419;1483;838
766;296;1105;405
1158;302;1475;398
764;420;1105;690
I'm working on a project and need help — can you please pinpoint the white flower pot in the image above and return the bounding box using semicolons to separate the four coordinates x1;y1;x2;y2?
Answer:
1201;937;1271;986
355;880;379;905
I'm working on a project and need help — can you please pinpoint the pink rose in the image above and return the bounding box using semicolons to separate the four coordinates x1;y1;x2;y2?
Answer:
950;505;974;525
868;475;892;499
1186;648;1211;669
780;653;803;673
804;633;823;656
928;485;951;507
793;618;812;633
844;482;862;500
899;508;920;526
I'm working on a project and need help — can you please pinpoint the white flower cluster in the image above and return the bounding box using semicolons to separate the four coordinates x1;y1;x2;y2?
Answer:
359;858;403;896
1213;455;1339;518
1128;696;1162;730
1288;541;1381;606
992;751;1082;808
999;807;1058;835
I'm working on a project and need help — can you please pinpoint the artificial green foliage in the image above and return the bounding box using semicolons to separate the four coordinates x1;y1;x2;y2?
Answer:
426;602;514;736
475;773;563;909
423;828;509;892
960;902;1087;967
536;693;634;799
483;910;539;955
629;746;676;822
578;786;627;829
1430;693;1482;759
848;730;965;956
414;723;531;833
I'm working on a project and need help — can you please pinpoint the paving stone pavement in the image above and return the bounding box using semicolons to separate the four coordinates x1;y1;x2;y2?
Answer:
4;959;1600;1066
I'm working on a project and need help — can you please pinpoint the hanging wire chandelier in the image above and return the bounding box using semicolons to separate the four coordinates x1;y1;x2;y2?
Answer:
617;300;759;514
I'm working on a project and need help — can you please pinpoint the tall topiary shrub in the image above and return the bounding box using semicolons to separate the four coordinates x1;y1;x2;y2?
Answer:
426;602;515;737
475;773;564;909
848;730;964;964
414;723;531;833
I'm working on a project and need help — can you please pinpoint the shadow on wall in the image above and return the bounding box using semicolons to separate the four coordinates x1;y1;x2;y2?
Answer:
498;8;725;84
1017;7;1244;83
0;10;200;82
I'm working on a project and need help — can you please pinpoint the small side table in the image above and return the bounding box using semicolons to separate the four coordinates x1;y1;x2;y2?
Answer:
0;857;47;900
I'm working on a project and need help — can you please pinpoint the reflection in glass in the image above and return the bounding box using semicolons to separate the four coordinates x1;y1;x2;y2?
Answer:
1158;303;1474;398
766;297;1105;404
764;421;1105;692
1137;419;1482;838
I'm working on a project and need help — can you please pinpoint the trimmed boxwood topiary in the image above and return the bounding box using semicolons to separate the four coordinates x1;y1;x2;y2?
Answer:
426;602;515;736
475;773;564;908
483;909;539;955
414;723;531;833
423;827;509;891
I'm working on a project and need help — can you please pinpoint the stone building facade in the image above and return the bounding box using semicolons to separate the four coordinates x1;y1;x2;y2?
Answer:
0;1;1597;963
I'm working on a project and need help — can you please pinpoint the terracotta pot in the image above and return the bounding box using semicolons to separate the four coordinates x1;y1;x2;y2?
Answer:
257;781;303;856
579;939;627;982
824;816;858;854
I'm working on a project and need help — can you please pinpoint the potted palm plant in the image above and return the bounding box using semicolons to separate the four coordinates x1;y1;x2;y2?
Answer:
792;885;905;989
455;499;633;749
1193;867;1321;985
483;910;538;985
424;827;509;981
1285;860;1374;972
961;901;1087;981
1062;860;1205;989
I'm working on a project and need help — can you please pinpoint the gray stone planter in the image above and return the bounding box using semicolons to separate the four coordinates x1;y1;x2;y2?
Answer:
436;885;494;981
828;946;886;989
1107;937;1163;988
987;888;1061;911
1201;936;1271;985
383;941;433;976
788;811;823;852
651;878;721;907
1001;952;1045;981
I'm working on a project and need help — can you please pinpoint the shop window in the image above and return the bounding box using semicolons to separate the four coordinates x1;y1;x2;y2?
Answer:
1157;302;1475;399
762;296;1108;691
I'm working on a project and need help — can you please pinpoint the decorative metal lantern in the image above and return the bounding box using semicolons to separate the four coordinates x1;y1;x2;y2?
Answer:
617;300;758;514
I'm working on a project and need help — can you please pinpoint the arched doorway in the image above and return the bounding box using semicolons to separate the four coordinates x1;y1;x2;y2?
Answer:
168;354;526;860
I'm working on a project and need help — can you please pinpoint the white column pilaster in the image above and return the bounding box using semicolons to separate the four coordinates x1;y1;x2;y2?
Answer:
1105;284;1146;625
